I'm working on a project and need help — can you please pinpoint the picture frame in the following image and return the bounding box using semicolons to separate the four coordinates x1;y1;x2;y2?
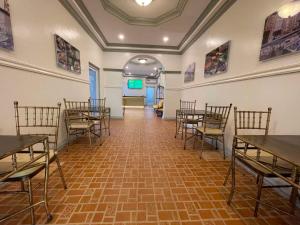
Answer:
0;0;14;50
184;62;195;83
204;41;230;76
54;34;81;74
259;10;300;61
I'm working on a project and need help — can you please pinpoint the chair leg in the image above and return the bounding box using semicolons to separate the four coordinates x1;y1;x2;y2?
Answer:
289;175;299;214
254;175;264;217
88;128;92;146
193;130;197;149
184;124;188;150
223;162;232;186
222;136;226;160
108;115;111;136
27;179;36;225
66;129;70;152
174;116;178;138
55;157;67;189
181;121;184;140
43;165;52;222
215;138;218;150
200;133;205;159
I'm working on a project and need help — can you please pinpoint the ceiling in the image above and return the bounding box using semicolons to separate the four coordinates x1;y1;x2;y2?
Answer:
60;0;236;54
123;55;164;78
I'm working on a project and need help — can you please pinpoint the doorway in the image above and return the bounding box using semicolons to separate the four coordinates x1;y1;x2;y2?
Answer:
89;65;99;99
146;86;155;106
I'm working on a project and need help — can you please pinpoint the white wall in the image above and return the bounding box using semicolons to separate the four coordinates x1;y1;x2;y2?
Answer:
103;52;182;118
0;0;103;146
181;0;300;155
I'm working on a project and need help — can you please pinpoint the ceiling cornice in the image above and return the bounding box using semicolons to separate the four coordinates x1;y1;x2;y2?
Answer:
59;0;237;55
100;0;188;26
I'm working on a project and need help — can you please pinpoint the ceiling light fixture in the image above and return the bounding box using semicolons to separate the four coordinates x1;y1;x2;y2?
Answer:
278;0;300;18
154;67;157;70
125;66;129;69
138;58;148;64
118;34;125;40
135;0;153;7
163;36;169;43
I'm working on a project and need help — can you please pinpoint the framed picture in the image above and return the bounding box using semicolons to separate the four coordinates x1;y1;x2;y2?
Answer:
184;62;195;83
0;0;14;50
204;41;230;76
259;10;300;61
54;34;81;74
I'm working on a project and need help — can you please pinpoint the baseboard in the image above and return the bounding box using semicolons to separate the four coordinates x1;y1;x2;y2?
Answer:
124;106;144;109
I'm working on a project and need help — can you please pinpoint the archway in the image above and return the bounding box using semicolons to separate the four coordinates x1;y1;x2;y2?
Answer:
122;55;165;116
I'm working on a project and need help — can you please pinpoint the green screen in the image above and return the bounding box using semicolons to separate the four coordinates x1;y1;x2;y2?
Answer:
128;79;143;89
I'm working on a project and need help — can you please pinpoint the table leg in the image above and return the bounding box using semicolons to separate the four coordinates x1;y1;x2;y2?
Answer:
289;166;299;214
43;138;52;222
174;111;178;138
227;137;236;205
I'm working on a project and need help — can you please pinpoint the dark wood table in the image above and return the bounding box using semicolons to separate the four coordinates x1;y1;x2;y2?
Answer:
0;135;51;223
0;135;47;160
228;135;300;214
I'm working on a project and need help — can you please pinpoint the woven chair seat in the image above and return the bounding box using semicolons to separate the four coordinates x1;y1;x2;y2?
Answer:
196;127;223;135
69;122;93;129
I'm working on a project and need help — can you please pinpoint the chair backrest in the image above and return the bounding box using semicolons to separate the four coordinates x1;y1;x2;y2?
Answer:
63;98;91;125
89;98;106;113
234;107;272;135
180;100;196;111
203;103;232;132
14;101;61;150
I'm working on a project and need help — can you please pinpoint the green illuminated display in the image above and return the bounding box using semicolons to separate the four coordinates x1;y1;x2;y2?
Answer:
128;79;143;89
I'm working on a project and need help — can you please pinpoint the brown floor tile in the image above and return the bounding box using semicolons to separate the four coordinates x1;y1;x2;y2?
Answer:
0;109;299;225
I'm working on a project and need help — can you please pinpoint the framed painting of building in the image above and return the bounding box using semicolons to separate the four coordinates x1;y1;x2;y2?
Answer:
54;34;81;74
259;10;300;61
0;0;14;50
204;41;230;76
184;62;195;83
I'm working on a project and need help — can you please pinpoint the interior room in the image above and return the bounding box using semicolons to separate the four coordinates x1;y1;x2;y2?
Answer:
0;0;300;224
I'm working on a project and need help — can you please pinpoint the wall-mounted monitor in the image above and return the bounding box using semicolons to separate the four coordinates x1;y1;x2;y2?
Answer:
128;79;143;89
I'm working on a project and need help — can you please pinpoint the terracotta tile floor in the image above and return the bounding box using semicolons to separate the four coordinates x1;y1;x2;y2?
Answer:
1;108;300;225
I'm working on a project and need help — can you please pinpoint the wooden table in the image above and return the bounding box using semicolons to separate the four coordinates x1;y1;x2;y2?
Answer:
228;135;300;214
0;135;52;223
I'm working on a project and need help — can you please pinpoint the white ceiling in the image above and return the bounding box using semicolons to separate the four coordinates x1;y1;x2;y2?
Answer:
81;0;211;46
123;55;163;77
62;0;236;53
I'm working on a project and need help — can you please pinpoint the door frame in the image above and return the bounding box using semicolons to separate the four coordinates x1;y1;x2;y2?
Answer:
145;85;156;106
89;63;100;99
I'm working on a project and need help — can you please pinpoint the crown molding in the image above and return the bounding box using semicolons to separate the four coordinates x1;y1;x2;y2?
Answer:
59;0;236;54
100;0;188;26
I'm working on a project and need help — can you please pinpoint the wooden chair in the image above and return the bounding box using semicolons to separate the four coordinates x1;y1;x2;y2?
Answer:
14;101;67;189
0;101;66;224
224;107;298;216
89;98;110;137
179;100;203;149
194;103;232;159
63;99;94;147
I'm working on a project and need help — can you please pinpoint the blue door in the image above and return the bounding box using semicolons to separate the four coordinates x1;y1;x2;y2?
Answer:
146;87;155;106
89;68;97;99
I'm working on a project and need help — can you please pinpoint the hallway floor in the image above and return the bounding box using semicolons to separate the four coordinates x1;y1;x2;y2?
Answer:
1;109;300;225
